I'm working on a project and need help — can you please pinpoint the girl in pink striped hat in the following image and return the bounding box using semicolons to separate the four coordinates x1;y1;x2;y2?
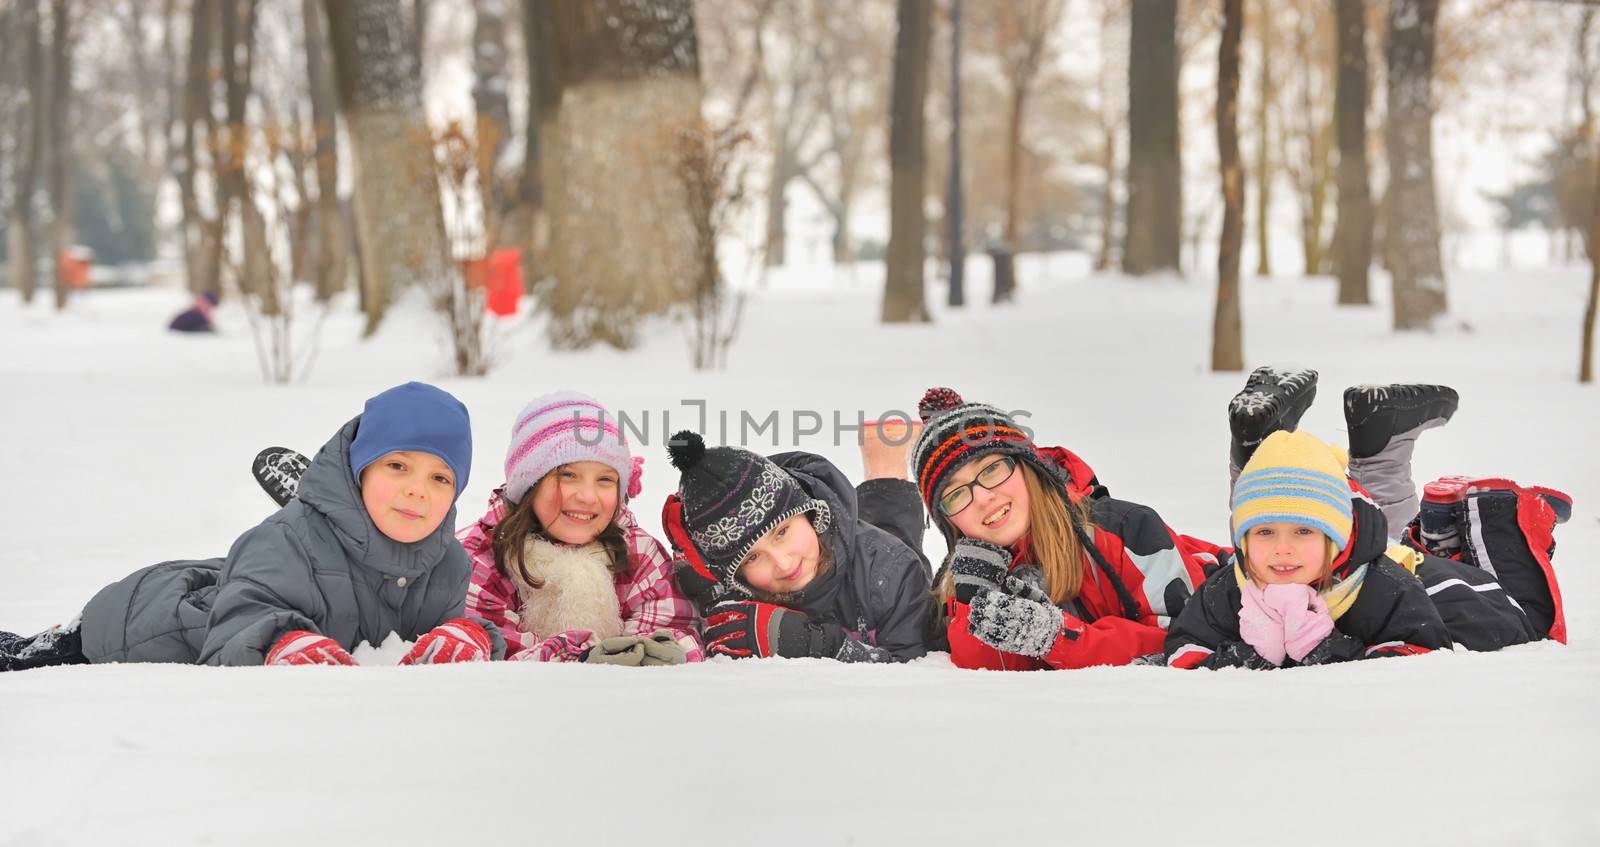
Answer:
456;391;704;664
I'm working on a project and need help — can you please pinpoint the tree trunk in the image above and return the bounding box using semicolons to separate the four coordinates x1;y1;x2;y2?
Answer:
947;0;965;306
1003;83;1026;250
47;0;73;311
540;0;706;348
765;148;792;267
303;0;348;301
1095;130;1115;272
1214;0;1245;371
1332;0;1371;305
1123;0;1181;276
883;0;931;323
1302;115;1332;276
1581;147;1600;383
1385;0;1446;330
8;2;44;304
1254;0;1272;277
324;0;457;335
219;0;260;300
514;0;555;289
473;0;512;248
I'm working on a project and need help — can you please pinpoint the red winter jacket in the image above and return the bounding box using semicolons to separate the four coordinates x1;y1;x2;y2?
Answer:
946;446;1221;671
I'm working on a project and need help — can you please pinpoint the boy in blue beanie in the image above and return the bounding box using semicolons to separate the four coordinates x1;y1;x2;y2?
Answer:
1;382;504;670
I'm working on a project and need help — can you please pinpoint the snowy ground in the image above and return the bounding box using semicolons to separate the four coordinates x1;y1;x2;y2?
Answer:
2;256;1598;846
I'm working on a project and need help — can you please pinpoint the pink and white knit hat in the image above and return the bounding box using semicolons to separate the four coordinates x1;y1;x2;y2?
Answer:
503;391;642;504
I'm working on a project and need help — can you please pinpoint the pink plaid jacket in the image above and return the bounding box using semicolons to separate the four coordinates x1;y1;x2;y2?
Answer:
458;491;705;663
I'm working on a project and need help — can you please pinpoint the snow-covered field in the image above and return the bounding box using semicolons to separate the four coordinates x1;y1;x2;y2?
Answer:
2;257;1597;846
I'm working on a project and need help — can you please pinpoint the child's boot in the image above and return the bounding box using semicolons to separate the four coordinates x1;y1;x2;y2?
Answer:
0;622;88;672
1227;366;1319;484
1343;383;1458;539
252;447;311;507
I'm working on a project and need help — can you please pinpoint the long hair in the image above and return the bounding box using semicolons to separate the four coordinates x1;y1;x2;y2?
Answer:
491;491;630;590
934;462;1093;606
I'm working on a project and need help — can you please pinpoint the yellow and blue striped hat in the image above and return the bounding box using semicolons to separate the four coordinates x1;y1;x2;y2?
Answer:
1230;430;1353;552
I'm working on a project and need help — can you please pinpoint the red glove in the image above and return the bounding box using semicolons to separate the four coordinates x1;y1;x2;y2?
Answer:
399;618;494;665
265;630;358;666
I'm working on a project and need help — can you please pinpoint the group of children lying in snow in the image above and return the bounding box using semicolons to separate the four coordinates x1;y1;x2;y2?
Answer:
1;369;1570;674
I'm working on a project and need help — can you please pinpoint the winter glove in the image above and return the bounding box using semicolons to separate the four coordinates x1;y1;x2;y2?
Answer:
704;601;846;659
965;591;1063;658
584;631;689;667
511;630;596;662
1268;584;1336;664
1003;564;1053;604
265;631;357;667
949;539;1012;605
1295;631;1366;666
584;635;650;666
398;618;493;665
673;559;727;609
1237;580;1288;666
639;630;689;666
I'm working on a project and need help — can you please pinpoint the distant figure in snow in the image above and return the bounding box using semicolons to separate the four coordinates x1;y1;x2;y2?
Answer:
0;382;505;671
168;290;219;333
1165;374;1571;669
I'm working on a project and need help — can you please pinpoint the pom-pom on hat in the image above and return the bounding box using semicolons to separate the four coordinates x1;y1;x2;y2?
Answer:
666;430;831;591
348;382;473;497
504;391;643;505
1231;430;1354;554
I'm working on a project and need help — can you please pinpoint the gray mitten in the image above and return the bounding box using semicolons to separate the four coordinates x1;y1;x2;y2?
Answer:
1004;564;1052;604
639;630;688;666
584;635;648;666
950;539;1011;605
966;591;1062;657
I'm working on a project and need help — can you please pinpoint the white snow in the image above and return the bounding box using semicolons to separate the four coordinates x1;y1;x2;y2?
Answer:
3;256;1598;845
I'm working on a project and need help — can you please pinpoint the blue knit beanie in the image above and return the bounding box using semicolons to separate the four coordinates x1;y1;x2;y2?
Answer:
348;382;473;497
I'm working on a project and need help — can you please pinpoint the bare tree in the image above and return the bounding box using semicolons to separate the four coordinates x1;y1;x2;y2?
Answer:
1279;3;1335;277
883;0;931;323
473;0;512;249
1584;147;1599;383
988;0;1064;258
302;0;349;301
7;2;44;304
46;0;75;311
323;0;456;335
1123;0;1181;276
1331;0;1372;305
1385;0;1446;330
946;0;966;303
1089;0;1127;273
1251;0;1274;277
1214;0;1244;372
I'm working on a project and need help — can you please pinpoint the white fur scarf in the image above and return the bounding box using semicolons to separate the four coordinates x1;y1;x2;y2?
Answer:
509;535;625;642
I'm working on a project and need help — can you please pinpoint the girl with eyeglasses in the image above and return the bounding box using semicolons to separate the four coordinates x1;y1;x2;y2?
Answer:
911;388;1219;671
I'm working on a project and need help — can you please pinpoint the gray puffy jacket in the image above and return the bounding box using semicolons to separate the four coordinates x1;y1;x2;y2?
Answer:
80;417;501;665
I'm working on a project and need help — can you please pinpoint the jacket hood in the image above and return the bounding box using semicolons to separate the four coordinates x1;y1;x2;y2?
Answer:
295;416;460;579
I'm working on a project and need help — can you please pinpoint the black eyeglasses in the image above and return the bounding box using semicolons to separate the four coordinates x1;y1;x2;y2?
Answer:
938;456;1018;516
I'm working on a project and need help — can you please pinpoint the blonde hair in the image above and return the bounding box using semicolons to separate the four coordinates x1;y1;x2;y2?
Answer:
935;462;1092;606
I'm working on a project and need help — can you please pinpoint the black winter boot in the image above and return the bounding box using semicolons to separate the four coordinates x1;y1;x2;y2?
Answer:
1228;366;1319;481
0;624;88;672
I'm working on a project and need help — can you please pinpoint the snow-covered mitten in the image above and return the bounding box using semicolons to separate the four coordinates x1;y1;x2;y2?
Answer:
252;447;311;508
949;538;1011;605
965;591;1063;657
1267;584;1336;664
399;618;493;665
704;601;845;659
265;631;357;666
1237;581;1288;666
1003;564;1053;605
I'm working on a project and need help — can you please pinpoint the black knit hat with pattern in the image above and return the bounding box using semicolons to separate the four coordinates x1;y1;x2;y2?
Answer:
666;430;833;593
